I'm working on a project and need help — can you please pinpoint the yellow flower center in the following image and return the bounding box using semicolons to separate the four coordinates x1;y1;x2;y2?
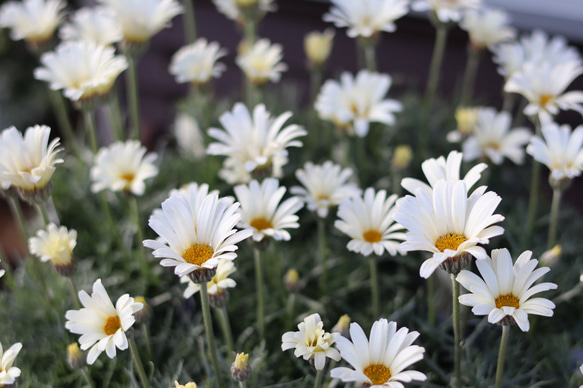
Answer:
250;217;273;231
539;94;553;107
435;233;467;252
363;363;392;385
104;315;122;336
495;294;520;309
183;244;214;266
120;172;135;190
363;230;382;243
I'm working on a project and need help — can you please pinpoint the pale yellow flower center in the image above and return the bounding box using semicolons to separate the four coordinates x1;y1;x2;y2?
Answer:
495;294;520;309
363;230;382;243
363;363;392;385
250;217;273;231
435;233;467;252
183;244;214;266
104;315;121;336
120;172;135;190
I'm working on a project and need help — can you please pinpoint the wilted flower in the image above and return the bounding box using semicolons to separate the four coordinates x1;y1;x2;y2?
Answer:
0;0;65;48
169;38;228;86
304;29;334;66
29;223;77;275
460;8;515;50
231;352;252;382
59;6;122;46
412;0;480;23
236;38;287;85
0;341;22;385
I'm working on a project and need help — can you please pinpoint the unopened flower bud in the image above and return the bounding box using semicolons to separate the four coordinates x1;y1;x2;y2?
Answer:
67;343;85;369
391;145;413;171
304;29;334;67
133;296;151;323
455;107;480;136
540;245;561;267
332;314;351;337
231;352;252;382
174;381;197;388
284;269;299;293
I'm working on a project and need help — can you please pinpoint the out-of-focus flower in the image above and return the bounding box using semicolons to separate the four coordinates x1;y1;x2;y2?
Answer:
212;0;274;23
391;145;413;171
461;108;531;165
29;223;77;275
234;178;303;243
236;38;287;85
0;125;62;203
460;8;515;50
65;279;143;365
180;259;237;307
331;314;350;337
90;140;158;196
284;268;299;292
304;29;334;66
540;244;561;267
291;161;360;218
173;113;206;160
394;180;504;278
0;0;65;47
457;248;557;332
315;70;402;137
231;352;252;382
330;318;426;386
323;0;409;38
447;106;480;142
412;0;480;23
281;313;340;370
34;41;128;107
169;38;227;86
207;103;306;184
66;342;85;370
0;341;22;385
335;188;405;257
174;381;197;388
59;6;122;46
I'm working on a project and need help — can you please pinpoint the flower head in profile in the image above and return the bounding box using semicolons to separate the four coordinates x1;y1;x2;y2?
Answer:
65;279;143;365
91;140;158;196
400;150;487;195
180;259;237;306
29;223;77;275
234;178;303;243
34;41;128;106
0;0;65;47
144;192;252;280
231;352;252;382
207;103;306;184
323;0;409;39
304;29;334;67
236;38;287;85
212;0;275;23
173;113;206;160
335;188;405;257
526;122;583;189
59;6;123;46
169;38;228;86
330;318;426;387
393;180;504;278
461;108;531;165
0;125;62;203
0;341;22;385
291;161;361;219
315;70;402;137
281;313;340;370
412;0;480;23
460;8;515;50
457;248;557;332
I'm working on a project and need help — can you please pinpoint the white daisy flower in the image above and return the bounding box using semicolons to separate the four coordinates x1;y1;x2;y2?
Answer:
393;180;505;278
0;341;22;385
169;38;227;86
304;29;334;67
65;279;143;365
335;188;405;257
167;182;220;204
526;122;583;187
180;259;237;303
144;192;252;279
234;178;303;242
173;113;206;160
34;40;128;104
457;248;557;332
400;150;487;195
236;38;287;85
323;0;409;39
100;0;183;44
0;0;65;46
460;8;515;50
504;61;583;123
412;0;480;23
212;0;275;22
29;223;77;275
461;108;531;165
207;103;306;184
281;313;340;371
90;140;158;196
330;318;426;387
59;6;122;46
315;70;402;137
0;125;62;202
291;161;361;219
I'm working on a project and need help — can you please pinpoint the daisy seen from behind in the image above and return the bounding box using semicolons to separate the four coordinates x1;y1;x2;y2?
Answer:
281;313;340;371
460;7;515;50
456;248;557;331
330;318;426;387
291;160;361;219
236;38;287;85
393;180;504;278
29;223;77;275
90;140;158;196
234;178;303;243
0;341;22;385
59;6;122;46
0;0;65;48
212;0;275;23
65;279;143;365
169;38;228;86
180;259;237;307
412;0;480;23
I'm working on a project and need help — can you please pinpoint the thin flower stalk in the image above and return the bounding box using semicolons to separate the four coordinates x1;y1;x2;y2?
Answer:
126;54;141;140
128;336;152;388
107;91;124;141
359;38;377;72
254;247;266;342
130;196;149;287
215;306;234;357
83;110;98;153
459;44;481;106
548;188;562;250
525;120;542;242
495;325;510;388
318;218;328;296
200;284;223;388
182;0;197;44
452;273;462;388
427;274;436;326
369;257;379;319
314;369;323;388
48;89;77;155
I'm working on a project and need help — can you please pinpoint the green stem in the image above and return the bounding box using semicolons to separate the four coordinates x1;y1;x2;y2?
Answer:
36;200;54;226
318;218;328;297
501;91;516;113
362;40;377;72
48;89;78;156
83;110;98;154
238;382;246;388
459;45;481;107
369;257;379;319
8;196;29;242
313;369;323;388
495;325;510;388
547;189;562;250
80;367;95;388
200;284;223;388
142;323;153;362
67;277;81;309
451;274;461;388
108;95;124;141
254;247;266;342
128;336;151;388
525;121;542;242
130;196;148;286
217;306;234;357
427;273;436;327
182;0;197;44
99;192;123;251
126;55;141;140
243;19;256;45
285;293;296;331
